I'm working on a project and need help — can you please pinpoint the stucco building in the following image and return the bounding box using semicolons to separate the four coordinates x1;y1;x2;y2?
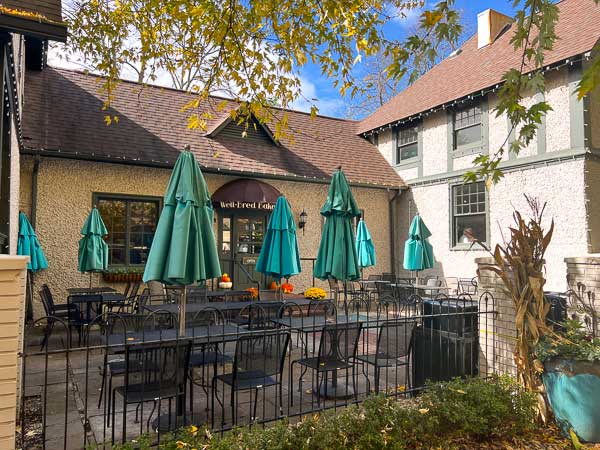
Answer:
359;0;600;290
19;68;405;313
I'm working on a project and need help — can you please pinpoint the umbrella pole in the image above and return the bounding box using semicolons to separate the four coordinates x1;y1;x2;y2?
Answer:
180;287;186;337
89;272;92;289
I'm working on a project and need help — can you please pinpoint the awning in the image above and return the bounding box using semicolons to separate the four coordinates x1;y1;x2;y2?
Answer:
212;178;281;210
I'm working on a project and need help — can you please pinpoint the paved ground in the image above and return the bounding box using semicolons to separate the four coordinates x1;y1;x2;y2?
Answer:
21;321;410;450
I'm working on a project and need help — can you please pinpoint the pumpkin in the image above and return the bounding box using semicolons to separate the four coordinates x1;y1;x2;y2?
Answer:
221;273;231;283
281;282;293;293
269;281;279;290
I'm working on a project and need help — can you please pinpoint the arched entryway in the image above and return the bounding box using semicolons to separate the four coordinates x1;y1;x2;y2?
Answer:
212;178;280;289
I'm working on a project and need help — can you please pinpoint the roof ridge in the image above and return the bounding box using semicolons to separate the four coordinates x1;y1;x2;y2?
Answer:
46;65;356;123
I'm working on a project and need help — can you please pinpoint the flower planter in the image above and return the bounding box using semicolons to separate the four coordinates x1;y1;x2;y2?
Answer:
543;358;600;443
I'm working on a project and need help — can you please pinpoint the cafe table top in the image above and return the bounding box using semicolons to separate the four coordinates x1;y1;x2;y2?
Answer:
143;298;313;315
67;287;117;295
105;324;247;346
271;313;375;333
400;284;450;291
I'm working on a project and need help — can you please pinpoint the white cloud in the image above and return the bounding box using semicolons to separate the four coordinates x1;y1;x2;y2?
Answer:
390;3;424;28
291;76;345;118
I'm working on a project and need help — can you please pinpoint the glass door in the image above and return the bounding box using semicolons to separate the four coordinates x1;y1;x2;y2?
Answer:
233;216;265;290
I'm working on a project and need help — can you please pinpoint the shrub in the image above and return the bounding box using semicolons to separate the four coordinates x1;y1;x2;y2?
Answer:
106;376;538;450
422;375;537;439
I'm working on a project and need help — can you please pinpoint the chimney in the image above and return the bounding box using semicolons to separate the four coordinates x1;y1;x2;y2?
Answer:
477;9;512;49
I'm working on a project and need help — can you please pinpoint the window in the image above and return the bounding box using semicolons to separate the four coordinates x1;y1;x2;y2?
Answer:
95;195;160;266
396;124;419;163
452;182;488;247
453;103;482;149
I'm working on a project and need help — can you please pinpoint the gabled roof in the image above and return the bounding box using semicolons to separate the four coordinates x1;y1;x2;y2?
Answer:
22;67;405;189
1;0;67;41
358;0;600;135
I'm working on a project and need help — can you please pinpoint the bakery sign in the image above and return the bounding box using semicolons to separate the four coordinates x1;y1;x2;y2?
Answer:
215;200;275;210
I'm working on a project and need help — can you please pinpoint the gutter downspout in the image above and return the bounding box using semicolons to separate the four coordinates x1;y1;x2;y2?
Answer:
388;188;402;278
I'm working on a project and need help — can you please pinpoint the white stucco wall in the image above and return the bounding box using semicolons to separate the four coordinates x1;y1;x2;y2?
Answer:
421;111;447;177
397;159;587;291
377;128;394;165
545;67;571;153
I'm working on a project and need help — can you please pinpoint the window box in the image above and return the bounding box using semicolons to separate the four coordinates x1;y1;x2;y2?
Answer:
102;267;144;283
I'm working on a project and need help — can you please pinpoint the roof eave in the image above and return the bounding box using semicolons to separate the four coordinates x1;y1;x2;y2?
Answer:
21;147;406;190
0;14;67;42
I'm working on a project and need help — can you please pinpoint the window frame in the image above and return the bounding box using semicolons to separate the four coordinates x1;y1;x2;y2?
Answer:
449;181;489;250
92;193;163;267
450;97;488;158
394;121;422;166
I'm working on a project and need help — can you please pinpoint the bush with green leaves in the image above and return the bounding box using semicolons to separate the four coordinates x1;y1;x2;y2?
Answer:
105;376;538;450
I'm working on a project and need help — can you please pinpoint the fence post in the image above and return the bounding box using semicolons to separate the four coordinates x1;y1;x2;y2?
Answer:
0;255;28;450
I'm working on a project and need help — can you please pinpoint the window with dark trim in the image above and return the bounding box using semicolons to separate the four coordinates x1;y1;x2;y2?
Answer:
451;182;488;247
396;124;419;163
453;103;482;150
95;194;161;266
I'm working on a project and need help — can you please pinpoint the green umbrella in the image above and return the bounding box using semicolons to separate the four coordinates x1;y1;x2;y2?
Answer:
403;214;434;272
143;150;221;335
18;212;48;272
314;168;361;283
18;212;48;322
256;196;301;298
356;219;376;270
78;207;109;287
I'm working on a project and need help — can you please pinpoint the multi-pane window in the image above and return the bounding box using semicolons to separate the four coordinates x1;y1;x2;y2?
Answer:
396;124;419;162
452;182;487;246
453;104;482;149
96;195;160;266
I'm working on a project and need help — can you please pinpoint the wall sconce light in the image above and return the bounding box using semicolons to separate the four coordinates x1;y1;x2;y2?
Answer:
298;209;308;234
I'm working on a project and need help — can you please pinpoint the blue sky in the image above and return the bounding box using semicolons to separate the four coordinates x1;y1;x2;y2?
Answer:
295;0;518;118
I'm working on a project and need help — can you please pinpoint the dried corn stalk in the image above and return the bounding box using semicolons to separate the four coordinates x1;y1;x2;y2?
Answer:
477;196;553;418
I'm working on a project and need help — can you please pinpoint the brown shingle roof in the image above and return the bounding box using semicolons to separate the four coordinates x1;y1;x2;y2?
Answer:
358;0;600;134
22;67;405;188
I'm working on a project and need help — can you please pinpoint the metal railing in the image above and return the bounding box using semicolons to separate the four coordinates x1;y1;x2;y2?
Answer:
18;291;498;449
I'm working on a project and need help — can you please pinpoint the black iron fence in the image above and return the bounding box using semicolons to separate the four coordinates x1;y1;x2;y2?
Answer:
19;291;498;449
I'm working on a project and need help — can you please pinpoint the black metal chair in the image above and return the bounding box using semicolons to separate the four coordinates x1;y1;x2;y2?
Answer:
110;339;191;442
187;285;208;303
212;331;290;425
458;277;478;295
187;308;232;411
356;319;416;394
39;287;78;350
99;311;179;415
234;303;282;330
307;299;336;318
68;294;103;346
290;322;363;407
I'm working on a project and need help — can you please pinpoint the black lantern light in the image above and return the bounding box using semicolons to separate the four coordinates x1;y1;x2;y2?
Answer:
298;209;308;234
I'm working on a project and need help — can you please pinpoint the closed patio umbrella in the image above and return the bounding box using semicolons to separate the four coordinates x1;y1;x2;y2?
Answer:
256;195;301;299
18;212;48;322
403;214;434;274
143;149;221;335
314;167;361;284
18;212;48;272
78;207;109;287
356;219;376;270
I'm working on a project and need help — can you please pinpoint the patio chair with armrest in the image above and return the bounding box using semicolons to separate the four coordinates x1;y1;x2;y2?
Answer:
356;319;417;394
39;286;79;350
212;331;290;425
290;322;363;407
186;307;232;411
110;339;192;443
458;277;478;295
68;294;103;346
99;310;179;413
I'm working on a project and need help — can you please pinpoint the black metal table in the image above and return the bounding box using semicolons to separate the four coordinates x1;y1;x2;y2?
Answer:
105;324;246;346
67;287;117;295
143;299;312;315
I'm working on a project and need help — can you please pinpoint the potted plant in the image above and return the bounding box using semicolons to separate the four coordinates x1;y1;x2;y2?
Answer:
536;288;600;443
